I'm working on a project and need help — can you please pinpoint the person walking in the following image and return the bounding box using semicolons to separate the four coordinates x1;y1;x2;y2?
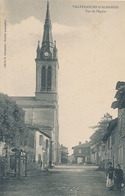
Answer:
106;162;114;191
114;164;124;191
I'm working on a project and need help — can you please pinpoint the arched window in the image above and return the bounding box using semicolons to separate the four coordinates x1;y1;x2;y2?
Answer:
47;66;52;90
41;66;46;90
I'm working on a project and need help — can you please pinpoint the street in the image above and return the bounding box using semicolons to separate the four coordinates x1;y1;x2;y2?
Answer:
0;165;125;196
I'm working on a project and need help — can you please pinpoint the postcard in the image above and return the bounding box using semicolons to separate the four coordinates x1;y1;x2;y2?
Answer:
0;0;125;195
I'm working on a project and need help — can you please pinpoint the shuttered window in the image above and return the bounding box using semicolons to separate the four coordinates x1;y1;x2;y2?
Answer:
41;66;46;90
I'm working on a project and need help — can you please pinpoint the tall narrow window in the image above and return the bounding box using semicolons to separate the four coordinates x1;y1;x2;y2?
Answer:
47;66;52;90
39;135;43;146
41;66;46;90
46;139;48;148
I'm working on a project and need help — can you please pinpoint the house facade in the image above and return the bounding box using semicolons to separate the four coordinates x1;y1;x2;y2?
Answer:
0;125;51;177
111;82;125;170
72;142;90;164
26;125;51;170
102;118;118;169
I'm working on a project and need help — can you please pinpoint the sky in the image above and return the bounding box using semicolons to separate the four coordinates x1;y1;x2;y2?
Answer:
0;0;125;154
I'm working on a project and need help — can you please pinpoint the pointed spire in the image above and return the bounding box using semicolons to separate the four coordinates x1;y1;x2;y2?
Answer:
42;1;53;49
46;1;50;21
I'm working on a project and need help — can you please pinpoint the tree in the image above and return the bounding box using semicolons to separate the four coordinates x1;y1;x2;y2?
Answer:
90;113;112;145
0;93;27;148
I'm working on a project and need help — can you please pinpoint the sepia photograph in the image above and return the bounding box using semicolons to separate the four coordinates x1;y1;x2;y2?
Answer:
0;0;125;195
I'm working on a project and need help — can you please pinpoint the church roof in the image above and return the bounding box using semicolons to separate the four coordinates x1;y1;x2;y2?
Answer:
72;142;90;149
27;124;52;138
11;96;55;108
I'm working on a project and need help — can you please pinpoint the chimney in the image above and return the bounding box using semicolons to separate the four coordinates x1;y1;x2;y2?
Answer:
79;142;81;145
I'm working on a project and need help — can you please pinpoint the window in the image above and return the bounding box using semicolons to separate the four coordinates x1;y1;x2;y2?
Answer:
41;66;46;90
10;156;15;170
39;135;43;146
47;66;52;90
46;139;48;148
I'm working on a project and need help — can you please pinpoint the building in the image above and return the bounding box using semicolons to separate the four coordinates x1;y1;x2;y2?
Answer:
60;144;68;164
26;125;51;170
111;81;125;170
96;81;125;171
12;2;59;165
0;125;51;178
72;142;90;164
102;118;118;169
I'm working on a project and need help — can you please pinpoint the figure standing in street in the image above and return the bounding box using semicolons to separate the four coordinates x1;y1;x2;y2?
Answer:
106;162;114;191
114;164;124;191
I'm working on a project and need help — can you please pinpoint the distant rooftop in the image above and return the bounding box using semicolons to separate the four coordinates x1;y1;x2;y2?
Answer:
72;141;90;149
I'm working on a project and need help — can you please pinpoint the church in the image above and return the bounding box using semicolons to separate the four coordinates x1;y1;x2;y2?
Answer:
12;2;59;165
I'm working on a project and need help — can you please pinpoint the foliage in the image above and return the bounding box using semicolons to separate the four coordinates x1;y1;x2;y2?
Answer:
0;93;27;148
90;113;112;145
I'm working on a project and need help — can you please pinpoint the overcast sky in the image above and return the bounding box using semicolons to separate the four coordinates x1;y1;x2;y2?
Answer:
0;0;125;154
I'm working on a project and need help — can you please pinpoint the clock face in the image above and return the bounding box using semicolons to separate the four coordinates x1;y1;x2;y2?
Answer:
44;52;49;57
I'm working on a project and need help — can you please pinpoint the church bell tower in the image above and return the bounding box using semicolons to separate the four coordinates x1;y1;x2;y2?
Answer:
35;2;59;164
35;2;59;103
